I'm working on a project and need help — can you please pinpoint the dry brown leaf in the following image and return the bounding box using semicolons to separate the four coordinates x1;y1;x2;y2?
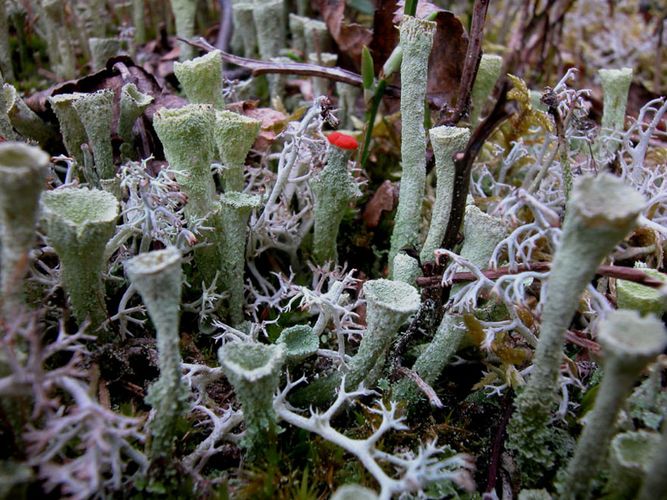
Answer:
363;179;397;228
316;0;373;64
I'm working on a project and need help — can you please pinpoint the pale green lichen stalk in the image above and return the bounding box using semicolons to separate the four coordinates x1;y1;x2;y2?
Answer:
233;3;258;59
218;341;285;458
637;418;667;499
170;0;196;61
72;89;115;180
174;50;225;110
89;38;122;71
0;0;14;81
253;0;286;98
124;247;188;460
41;187;119;331
392;253;421;287
469;54;503;126
311;145;361;265
219;192;261;325
507;173;645;483
42;0;76;80
277;325;319;363
49;93;87;166
597;67;633;161
213;110;261;192
388;16;436;273
119;83;153;159
420;126;470;262
3;84;56;147
153;104;216;220
0;143;49;316
616;263;667;316
560;310;666;500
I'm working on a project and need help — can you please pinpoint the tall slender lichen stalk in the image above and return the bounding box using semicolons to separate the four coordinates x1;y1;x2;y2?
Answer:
132;0;146;44
3;84;57;147
72;89;115;181
219;192;261;325
170;0;196;61
253;0;286;98
41;187;119;331
0;142;49;317
213;110;261;192
560;310;666;500
420;126;470;263
42;0;76;80
507;173;645;482
218;341;285;459
49;93;87;166
0;0;14;81
596;67;633;161
174;50;225;110
124;247;188;461
388;15;436;273
119;83;153;160
311;132;361;265
469;54;503;127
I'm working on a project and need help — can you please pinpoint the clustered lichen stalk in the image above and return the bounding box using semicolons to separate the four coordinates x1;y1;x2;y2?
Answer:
42;0;76;80
49;93;88;166
394;205;507;403
311;144;361;265
119;83;153;160
124;247;189;461
507;173;645;481
213;110;261;192
153;104;222;283
469;54;503;127
174;50;225;110
219;192;261;325
388;15;436;273
169;0;196;61
559;310;666;500
218;341;285;458
0;142;49;317
420;126;470;263
72;89;115;181
41;187;119;331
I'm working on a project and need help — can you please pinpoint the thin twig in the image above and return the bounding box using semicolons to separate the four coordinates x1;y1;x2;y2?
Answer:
416;262;666;289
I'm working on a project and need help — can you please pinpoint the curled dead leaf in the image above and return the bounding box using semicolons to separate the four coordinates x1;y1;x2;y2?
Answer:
363;180;397;228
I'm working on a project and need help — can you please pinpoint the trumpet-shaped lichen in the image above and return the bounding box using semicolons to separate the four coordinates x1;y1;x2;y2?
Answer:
213;110;261;192
174;50;225;110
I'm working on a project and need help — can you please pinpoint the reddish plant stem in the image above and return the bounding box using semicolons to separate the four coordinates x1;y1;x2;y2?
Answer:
485;392;513;495
416;262;666;289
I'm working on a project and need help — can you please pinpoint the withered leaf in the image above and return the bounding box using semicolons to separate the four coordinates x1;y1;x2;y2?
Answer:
363;179;397;228
316;0;373;65
370;0;399;75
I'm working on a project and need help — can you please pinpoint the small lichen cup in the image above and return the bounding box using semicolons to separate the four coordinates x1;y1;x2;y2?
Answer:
218;341;286;458
0;142;50;316
213;110;261;192
41;187;119;331
174;50;225;110
277;325;319;363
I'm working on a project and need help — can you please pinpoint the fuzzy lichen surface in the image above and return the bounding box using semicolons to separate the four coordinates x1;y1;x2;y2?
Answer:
637;418;667;500
605;430;661;500
388;16;436;273
507;174;645;484
169;0;196;61
4;84;56;146
218;341;285;457
213;110;261;192
311;146;361;265
277;325;319;362
0;76;18;140
460;204;507;268
0;0;14;81
469;54;503;126
220;192;261;325
125;247;189;460
174;50;225;110
252;0;285;60
72;89;115;180
420;126;470;262
49;93;87;166
0;142;49;316
153;104;216;220
392;253;421;287
88;38;122;71
560;310;666;500
41;187;119;330
233;3;258;58
616;264;667;316
599;67;633;135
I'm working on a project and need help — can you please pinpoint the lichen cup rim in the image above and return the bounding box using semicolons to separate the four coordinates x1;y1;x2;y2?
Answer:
218;342;285;382
362;279;421;314
41;187;119;228
0;141;50;171
610;430;661;470
220;191;262;209
124;246;182;279
153;103;216;125
277;324;319;360
174;48;221;71
598;309;667;359
429;125;470;141
572;174;645;222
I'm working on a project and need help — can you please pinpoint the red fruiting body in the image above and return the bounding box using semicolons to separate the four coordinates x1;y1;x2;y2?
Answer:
327;131;359;150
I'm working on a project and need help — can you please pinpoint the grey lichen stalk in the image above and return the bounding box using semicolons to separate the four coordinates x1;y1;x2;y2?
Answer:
72;89;115;181
388;15;436;273
3;84;57;147
233;3;258;59
41;187;119;331
49;93;87;166
0;0;14;81
605;430;661;499
169;0;196;61
507;173;645;482
253;0;286;98
311;145;361;265
420;126;470;263
89;38;123;71
124;247;188;460
469;54;503;126
637;418;667;500
0;143;49;316
560;310;666;500
213;110;261;192
392;253;421;287
596;67;633;161
119;83;153;159
42;0;76;80
219;192;261;325
218;341;285;458
174;50;225;110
